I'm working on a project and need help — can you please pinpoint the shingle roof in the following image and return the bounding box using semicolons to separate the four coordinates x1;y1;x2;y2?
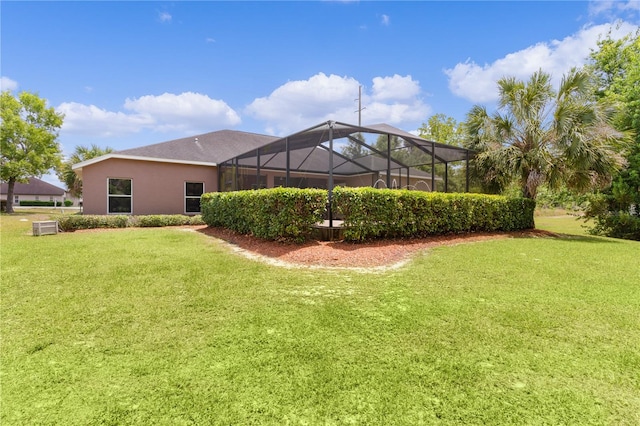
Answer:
72;123;474;175
0;177;65;196
115;129;279;164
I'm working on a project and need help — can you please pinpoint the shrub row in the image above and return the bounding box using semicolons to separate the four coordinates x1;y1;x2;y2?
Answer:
19;200;73;207
201;188;327;242
135;215;204;227
56;214;204;231
200;187;535;243
57;215;130;231
333;187;535;241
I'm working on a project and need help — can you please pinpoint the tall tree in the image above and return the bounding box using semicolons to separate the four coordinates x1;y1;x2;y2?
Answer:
589;31;640;211
341;132;366;159
418;113;464;147
1;91;64;213
58;144;113;198
464;69;629;200
418;114;467;191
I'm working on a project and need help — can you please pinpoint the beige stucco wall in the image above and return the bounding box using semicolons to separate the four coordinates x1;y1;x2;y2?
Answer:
81;158;218;215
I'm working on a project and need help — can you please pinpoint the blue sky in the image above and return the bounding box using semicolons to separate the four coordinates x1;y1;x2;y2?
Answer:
2;1;639;187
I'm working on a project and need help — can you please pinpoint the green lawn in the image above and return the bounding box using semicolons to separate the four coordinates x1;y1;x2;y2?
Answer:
1;212;639;425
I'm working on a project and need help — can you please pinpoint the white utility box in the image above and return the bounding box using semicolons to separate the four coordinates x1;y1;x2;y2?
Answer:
32;221;59;236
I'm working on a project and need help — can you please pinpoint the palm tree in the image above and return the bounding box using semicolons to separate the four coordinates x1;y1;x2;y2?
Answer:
464;68;630;199
58;144;113;198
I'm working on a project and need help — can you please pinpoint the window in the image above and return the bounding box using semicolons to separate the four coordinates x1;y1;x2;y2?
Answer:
14;195;19;203
108;178;132;214
185;182;204;213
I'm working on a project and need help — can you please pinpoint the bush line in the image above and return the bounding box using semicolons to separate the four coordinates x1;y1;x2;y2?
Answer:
55;214;204;231
18;200;74;207
201;188;327;243
333;187;535;241
201;187;535;243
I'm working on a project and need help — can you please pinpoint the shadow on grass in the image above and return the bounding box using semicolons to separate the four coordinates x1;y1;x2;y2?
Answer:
527;228;622;244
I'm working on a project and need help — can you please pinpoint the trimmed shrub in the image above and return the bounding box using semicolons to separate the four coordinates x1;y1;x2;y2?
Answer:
134;215;193;227
64;200;74;207
202;187;535;242
188;215;205;225
57;215;130;231
201;188;327;242
19;201;65;207
56;214;205;231
333;187;535;241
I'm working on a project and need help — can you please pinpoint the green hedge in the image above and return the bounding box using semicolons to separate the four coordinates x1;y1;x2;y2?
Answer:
56;214;204;231
201;188;327;242
201;187;535;243
19;201;65;207
57;215;130;231
133;215;204;227
333;187;535;241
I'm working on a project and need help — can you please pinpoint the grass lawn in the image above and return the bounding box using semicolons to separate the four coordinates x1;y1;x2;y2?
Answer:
1;211;639;425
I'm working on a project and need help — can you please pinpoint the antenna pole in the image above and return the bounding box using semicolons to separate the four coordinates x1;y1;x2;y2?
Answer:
354;85;366;126
358;85;362;126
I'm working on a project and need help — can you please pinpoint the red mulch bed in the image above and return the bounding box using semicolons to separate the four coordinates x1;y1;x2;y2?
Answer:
196;226;556;269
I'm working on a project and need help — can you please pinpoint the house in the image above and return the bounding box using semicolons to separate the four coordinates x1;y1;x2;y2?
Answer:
73;121;474;216
0;177;67;206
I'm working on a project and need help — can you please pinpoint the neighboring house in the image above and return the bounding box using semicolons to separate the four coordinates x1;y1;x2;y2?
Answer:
73;121;474;216
0;177;67;205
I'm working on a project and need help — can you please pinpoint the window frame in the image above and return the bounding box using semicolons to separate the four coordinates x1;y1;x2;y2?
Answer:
107;178;133;214
185;181;204;214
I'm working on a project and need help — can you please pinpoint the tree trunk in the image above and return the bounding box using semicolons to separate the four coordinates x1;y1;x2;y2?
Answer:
5;178;16;213
522;184;536;200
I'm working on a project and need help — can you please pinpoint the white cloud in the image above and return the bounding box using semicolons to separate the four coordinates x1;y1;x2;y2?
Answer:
381;14;390;26
124;92;241;132
57;102;155;137
589;1;640;17
445;22;639;103
158;11;172;23
245;73;430;135
58;92;241;137
371;75;420;101
1;76;18;91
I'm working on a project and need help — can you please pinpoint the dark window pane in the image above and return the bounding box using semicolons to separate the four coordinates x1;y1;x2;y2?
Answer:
109;179;132;195
185;197;201;213
108;197;131;213
186;182;204;197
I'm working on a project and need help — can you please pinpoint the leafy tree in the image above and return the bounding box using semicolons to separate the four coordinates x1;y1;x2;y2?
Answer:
418;113;464;147
464;69;630;200
418;114;468;191
1;91;64;213
589;31;640;212
58;144;113;198
341;132;366;159
373;133;409;166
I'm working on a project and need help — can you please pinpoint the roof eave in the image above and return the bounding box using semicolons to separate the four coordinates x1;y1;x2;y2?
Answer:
72;154;218;171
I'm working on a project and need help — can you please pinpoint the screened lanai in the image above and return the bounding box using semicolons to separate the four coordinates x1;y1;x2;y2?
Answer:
218;120;475;194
